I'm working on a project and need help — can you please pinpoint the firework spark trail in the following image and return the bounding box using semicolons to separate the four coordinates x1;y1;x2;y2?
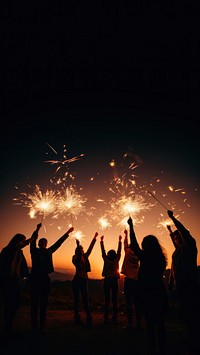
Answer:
98;216;112;230
13;185;58;221
13;144;192;237
157;217;174;234
109;194;152;227
56;186;87;225
71;230;84;244
14;145;88;230
147;190;168;210
44;143;85;174
106;154;153;227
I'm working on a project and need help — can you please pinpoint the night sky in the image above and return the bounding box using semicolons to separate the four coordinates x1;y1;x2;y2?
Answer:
1;2;199;277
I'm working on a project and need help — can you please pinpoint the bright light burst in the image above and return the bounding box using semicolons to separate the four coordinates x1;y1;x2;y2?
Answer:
70;230;84;244
57;186;87;219
13;145;193;238
106;152;153;227
157;216;173;231
110;194;151;227
98;216;112;230
13;185;57;220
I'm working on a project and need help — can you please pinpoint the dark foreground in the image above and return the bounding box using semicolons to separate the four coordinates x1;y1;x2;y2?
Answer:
0;305;188;355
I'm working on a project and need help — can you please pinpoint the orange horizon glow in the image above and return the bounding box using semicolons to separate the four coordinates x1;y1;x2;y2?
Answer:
1;198;200;280
1;146;199;279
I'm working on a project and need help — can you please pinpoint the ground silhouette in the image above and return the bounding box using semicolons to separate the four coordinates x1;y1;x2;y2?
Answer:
0;277;189;355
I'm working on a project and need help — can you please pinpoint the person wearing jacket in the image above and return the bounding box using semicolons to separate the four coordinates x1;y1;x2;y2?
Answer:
100;234;122;324
120;228;142;331
30;225;74;333
0;223;41;336
128;217;168;355
167;210;199;355
71;232;98;327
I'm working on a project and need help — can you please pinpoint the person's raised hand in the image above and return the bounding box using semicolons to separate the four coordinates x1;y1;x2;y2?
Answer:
166;225;172;232
36;223;42;232
94;232;98;239
127;217;133;225
76;239;80;246
67;226;74;234
167;210;174;218
124;229;128;237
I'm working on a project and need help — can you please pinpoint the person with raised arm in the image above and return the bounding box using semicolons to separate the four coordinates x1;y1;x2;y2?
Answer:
167;210;199;355
0;223;42;337
100;234;122;325
30;225;74;333
120;228;142;331
71;232;98;328
128;217;168;355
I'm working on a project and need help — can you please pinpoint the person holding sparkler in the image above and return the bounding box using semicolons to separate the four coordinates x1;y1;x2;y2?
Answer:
120;228;142;331
100;234;122;325
0;223;41;337
29;225;74;334
127;217;168;355
71;232;98;328
166;210;199;355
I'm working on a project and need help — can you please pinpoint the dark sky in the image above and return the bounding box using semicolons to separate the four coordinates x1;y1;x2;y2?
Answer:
1;1;199;193
0;2;200;273
1;1;199;183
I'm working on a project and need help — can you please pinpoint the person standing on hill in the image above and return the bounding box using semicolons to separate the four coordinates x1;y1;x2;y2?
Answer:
120;228;142;331
100;234;122;325
30;225;74;334
166;210;199;355
0;223;41;337
128;217;168;355
71;232;98;328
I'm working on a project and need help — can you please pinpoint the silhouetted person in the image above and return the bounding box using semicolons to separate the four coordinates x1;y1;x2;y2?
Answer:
71;232;98;328
120;228;142;331
0;223;41;337
167;210;199;355
128;217;168;355
30;225;74;333
100;234;122;324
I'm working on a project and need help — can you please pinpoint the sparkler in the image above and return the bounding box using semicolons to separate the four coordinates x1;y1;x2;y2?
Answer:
147;190;168;210
56;186;87;225
98;216;112;230
106;152;152;227
110;194;151;227
13;185;57;221
157;217;173;232
72;230;84;244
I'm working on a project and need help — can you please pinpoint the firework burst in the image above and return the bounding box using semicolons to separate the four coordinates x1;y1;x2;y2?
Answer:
98;216;112;230
13;185;57;221
106;153;153;227
45;143;84;176
56;186;87;220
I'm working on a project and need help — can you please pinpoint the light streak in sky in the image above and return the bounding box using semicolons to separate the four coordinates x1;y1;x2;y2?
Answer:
148;190;168;210
44;143;85;174
13;145;193;238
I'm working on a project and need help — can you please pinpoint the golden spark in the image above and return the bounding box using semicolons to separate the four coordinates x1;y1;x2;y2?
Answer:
13;185;57;220
57;186;87;219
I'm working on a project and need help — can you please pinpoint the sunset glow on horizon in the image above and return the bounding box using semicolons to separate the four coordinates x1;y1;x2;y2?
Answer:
1;141;199;279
